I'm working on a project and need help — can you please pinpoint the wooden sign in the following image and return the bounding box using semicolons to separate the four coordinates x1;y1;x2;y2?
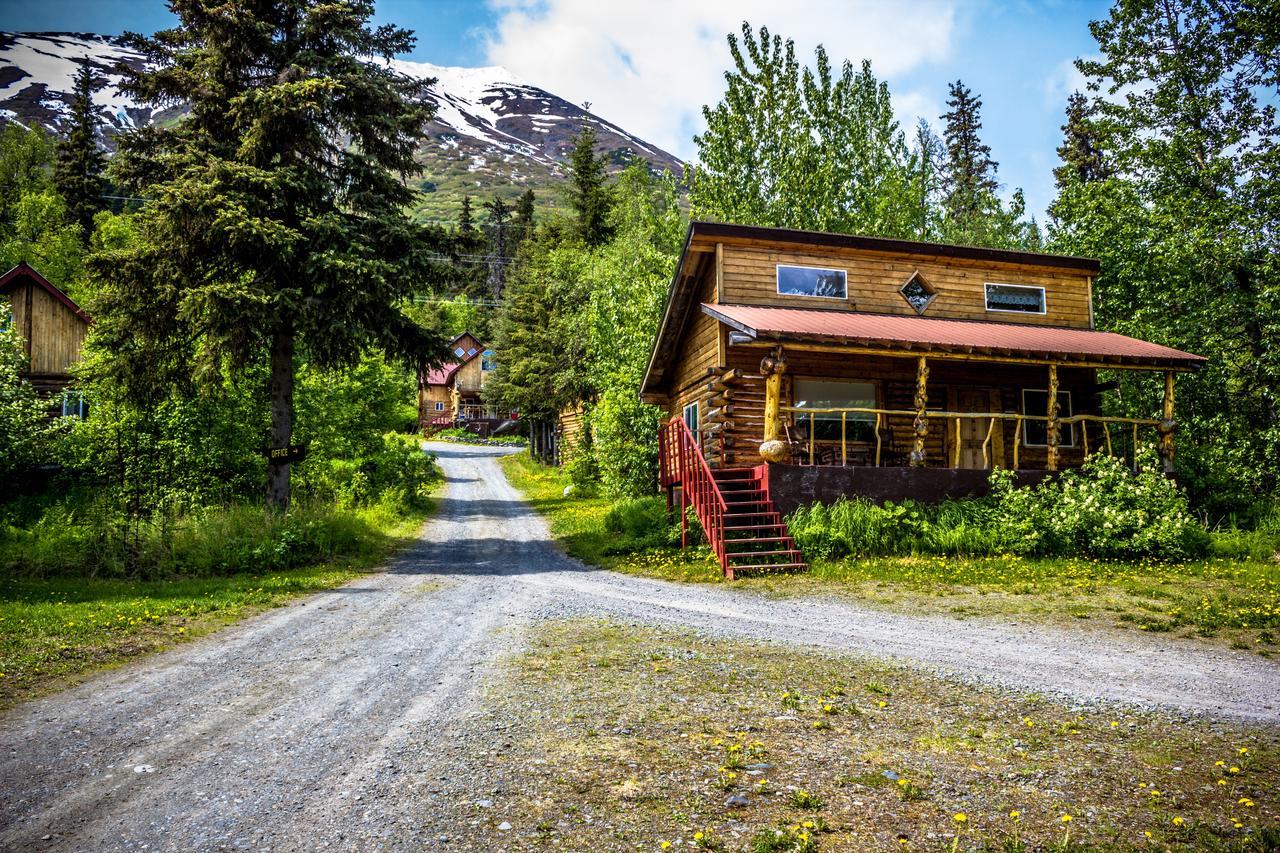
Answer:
263;445;308;464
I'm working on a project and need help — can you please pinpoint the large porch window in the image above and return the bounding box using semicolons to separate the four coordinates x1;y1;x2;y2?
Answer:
1021;389;1076;447
793;379;876;442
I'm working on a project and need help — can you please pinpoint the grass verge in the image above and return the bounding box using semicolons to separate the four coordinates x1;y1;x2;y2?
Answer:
457;618;1279;851
501;452;1279;653
0;500;431;709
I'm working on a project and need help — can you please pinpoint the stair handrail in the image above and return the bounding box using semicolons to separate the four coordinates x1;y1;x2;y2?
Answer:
660;417;729;573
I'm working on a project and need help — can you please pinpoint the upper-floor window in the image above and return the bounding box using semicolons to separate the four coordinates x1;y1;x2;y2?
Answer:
986;283;1046;314
899;272;937;314
682;401;699;435
481;349;497;371
777;264;847;300
453;346;465;357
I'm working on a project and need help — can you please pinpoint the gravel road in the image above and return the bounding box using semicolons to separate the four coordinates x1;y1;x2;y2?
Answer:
3;442;1277;849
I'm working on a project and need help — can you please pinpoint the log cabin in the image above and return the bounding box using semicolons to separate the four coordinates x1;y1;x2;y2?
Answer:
418;332;517;437
641;222;1207;578
0;262;90;417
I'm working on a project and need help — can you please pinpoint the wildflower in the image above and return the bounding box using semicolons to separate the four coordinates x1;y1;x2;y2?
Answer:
1238;798;1254;807
1009;810;1021;820
954;813;967;824
1215;760;1226;768
693;831;704;841
1238;747;1249;755
1172;817;1184;827
661;843;671;850
1060;814;1073;824
1229;766;1241;774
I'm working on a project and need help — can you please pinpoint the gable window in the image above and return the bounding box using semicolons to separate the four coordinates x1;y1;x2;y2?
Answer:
61;390;88;420
899;272;937;314
986;283;1046;314
481;349;497;371
1021;389;1075;447
454;346;466;357
682;401;699;435
434;401;445;412
776;264;847;300
793;379;876;442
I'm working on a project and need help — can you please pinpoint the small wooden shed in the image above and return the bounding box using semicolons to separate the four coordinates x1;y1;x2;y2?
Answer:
0;262;90;399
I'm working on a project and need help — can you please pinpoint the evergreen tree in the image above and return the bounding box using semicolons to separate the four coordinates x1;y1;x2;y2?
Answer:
53;62;107;245
940;80;999;228
458;195;476;236
1053;92;1109;188
483;194;511;300
91;0;447;511
566;121;613;246
513;188;535;245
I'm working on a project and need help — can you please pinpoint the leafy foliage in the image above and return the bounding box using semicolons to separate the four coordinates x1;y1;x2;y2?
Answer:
691;24;1037;249
1050;0;1280;514
788;451;1207;561
0;325;63;482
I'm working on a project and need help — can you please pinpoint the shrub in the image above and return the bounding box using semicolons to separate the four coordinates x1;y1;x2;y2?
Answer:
602;495;680;551
788;448;1209;562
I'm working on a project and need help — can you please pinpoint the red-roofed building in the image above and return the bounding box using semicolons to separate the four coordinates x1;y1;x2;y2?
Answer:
417;332;516;436
641;222;1206;578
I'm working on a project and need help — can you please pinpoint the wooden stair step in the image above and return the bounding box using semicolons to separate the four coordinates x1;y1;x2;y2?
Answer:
728;550;802;560
729;562;808;572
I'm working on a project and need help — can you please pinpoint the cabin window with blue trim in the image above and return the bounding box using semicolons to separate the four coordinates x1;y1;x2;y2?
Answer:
986;283;1046;314
481;349;497;371
61;390;88;420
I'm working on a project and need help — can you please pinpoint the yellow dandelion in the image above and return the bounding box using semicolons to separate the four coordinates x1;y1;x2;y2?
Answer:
693;831;704;841
1009;810;1021;819
1172;816;1184;827
1060;814;1073;824
954;813;967;823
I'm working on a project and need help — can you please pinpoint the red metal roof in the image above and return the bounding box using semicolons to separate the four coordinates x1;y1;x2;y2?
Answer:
703;303;1206;368
424;362;461;385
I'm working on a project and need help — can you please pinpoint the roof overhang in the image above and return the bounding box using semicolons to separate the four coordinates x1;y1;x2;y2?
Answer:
0;261;90;323
703;303;1207;371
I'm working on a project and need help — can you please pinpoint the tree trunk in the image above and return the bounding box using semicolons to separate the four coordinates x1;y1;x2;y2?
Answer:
267;326;295;512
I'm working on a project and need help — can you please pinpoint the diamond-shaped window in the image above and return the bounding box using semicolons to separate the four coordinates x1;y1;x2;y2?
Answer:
899;272;937;314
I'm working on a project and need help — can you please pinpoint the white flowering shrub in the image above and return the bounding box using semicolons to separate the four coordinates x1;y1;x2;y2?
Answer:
989;447;1208;560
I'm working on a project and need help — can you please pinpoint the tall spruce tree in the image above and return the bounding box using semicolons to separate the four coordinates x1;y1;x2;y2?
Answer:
1053;91;1110;188
566;121;613;246
458;195;477;236
53;62;106;245
940;80;999;228
483;194;511;299
513;188;535;245
92;0;447;511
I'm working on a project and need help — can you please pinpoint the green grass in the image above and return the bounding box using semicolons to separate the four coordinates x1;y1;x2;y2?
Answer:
499;452;719;580
501;452;1279;652
0;500;431;708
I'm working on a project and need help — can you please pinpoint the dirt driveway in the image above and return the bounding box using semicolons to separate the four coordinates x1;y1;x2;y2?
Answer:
2;443;1277;849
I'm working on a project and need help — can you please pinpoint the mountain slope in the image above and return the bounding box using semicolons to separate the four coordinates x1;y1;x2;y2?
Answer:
0;31;683;219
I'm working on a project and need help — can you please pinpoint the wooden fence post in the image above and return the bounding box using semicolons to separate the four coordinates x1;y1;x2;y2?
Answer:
910;355;929;467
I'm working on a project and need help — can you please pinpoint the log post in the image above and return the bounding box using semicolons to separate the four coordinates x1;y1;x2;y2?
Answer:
910;355;929;467
1158;370;1176;474
1046;364;1060;472
758;348;789;463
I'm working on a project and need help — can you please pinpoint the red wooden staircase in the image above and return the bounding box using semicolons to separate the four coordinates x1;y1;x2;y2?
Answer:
659;419;807;580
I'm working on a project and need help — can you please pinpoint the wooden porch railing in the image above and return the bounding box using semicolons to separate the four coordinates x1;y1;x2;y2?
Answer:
781;405;1163;470
659;417;729;573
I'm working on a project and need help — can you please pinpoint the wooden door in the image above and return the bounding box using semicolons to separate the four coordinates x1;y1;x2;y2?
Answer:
951;388;1002;469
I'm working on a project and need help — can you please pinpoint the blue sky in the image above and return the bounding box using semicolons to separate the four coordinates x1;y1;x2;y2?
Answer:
0;0;1112;220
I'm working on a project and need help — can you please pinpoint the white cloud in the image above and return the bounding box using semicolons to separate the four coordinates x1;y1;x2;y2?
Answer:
1044;55;1089;108
482;0;959;162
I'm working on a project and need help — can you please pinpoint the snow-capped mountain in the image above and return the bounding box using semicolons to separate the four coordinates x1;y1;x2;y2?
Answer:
0;31;683;217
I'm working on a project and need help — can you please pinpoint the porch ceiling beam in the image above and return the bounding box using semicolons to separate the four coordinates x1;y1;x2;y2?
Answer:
733;339;1199;372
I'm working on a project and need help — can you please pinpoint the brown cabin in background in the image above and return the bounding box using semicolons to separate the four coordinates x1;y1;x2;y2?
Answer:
1;262;90;415
418;332;518;438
